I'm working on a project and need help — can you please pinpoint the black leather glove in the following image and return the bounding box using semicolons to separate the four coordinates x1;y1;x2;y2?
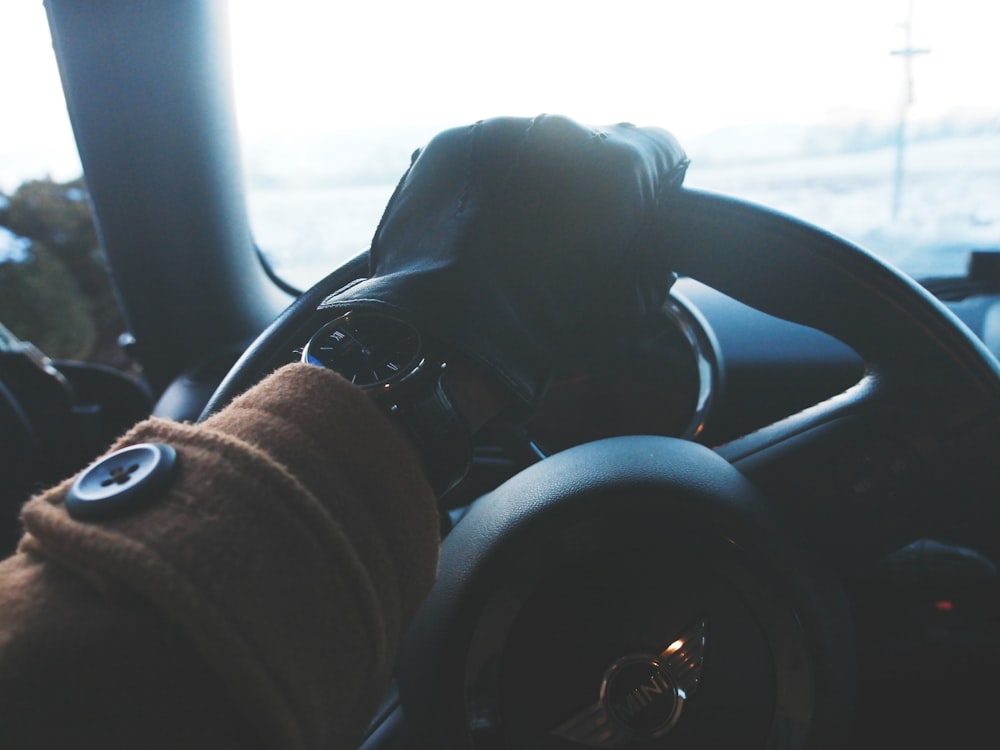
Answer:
321;114;689;411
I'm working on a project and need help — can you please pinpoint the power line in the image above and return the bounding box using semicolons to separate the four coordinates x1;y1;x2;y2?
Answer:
890;0;931;221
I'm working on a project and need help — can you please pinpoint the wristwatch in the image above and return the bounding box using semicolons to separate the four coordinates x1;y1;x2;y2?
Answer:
301;310;471;497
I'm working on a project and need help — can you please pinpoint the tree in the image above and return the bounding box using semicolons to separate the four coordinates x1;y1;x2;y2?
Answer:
0;177;131;370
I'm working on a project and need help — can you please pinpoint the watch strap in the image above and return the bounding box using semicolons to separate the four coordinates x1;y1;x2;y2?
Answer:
388;367;471;497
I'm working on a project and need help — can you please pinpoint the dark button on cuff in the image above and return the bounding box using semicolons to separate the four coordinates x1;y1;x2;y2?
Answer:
66;442;178;521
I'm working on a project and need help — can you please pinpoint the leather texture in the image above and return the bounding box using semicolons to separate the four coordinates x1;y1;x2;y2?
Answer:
322;114;689;409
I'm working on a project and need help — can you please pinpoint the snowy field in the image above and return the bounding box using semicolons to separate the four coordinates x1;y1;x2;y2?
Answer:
246;133;1000;290
687;132;1000;279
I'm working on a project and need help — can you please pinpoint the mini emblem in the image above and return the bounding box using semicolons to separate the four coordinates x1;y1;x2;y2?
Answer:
602;656;679;736
550;621;707;748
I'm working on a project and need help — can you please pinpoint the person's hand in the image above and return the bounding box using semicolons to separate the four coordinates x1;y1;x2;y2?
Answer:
321;114;689;413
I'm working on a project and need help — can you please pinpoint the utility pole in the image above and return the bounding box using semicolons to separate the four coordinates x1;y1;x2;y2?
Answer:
890;0;931;221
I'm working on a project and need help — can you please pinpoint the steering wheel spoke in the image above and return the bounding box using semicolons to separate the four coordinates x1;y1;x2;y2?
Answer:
716;372;1000;571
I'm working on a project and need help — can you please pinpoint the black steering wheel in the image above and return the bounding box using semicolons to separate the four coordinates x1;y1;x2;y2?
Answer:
204;189;1000;749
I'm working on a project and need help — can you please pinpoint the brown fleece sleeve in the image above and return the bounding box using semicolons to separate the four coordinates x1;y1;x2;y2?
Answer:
0;363;439;749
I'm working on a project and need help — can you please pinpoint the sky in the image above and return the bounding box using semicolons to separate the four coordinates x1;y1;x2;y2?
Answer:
227;0;998;139
1;2;80;190
2;0;998;191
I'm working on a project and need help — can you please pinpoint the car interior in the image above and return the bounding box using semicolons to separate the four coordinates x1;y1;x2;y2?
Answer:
1;1;999;748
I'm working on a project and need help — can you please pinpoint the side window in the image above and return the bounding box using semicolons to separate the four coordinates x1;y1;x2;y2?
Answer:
0;178;133;373
1;7;151;550
0;6;133;375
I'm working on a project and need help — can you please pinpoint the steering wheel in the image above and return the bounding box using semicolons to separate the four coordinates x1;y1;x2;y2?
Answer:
204;189;1000;749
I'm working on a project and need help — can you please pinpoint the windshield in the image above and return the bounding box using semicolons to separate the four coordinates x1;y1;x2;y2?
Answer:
231;0;1000;290
0;7;82;194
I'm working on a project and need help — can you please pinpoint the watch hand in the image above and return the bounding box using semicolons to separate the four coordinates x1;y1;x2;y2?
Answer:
333;326;372;357
322;325;371;357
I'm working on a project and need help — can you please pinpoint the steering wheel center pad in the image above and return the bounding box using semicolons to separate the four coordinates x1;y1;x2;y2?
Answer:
397;436;854;749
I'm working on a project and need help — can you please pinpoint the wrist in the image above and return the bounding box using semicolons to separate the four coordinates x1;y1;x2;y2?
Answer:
302;309;510;497
441;353;512;435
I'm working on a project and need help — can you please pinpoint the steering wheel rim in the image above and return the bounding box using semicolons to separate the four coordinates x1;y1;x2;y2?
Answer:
204;188;1000;749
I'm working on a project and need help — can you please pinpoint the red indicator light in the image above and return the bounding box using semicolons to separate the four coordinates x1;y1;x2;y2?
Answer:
934;600;954;612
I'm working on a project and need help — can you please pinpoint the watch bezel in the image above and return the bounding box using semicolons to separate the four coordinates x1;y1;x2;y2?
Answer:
302;308;472;497
302;310;431;393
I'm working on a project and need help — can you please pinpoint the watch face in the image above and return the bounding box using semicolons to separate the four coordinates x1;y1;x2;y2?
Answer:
303;312;423;388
